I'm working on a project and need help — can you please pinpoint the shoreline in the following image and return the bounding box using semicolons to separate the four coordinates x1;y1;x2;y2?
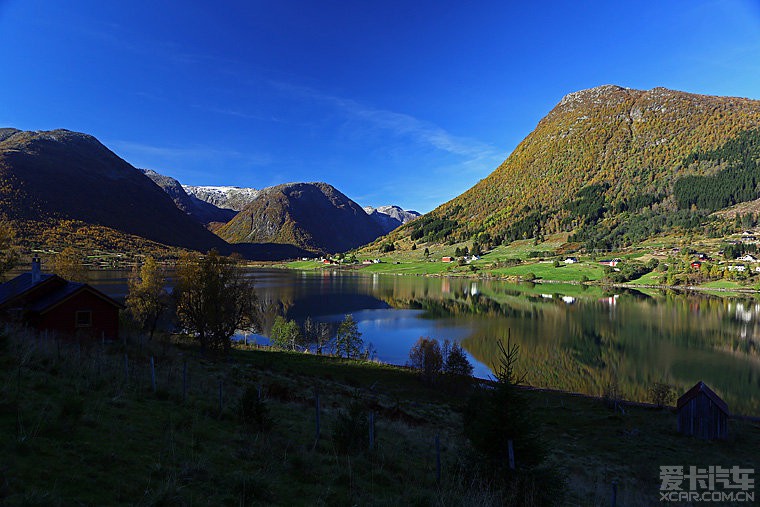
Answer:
253;262;760;296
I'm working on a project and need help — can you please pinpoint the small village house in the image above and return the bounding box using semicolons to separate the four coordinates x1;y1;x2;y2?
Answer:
0;257;122;340
676;381;729;440
564;257;579;264
441;256;454;263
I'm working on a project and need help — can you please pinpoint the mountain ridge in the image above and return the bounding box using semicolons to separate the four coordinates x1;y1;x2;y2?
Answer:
394;85;760;248
0;128;231;253
216;182;385;254
141;170;237;225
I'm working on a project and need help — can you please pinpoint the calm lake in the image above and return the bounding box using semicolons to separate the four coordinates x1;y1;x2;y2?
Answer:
87;268;760;416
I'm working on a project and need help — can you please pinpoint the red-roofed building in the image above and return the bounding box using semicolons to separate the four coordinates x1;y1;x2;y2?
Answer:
0;257;122;340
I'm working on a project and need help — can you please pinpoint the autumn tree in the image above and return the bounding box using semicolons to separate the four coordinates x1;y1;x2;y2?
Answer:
0;220;18;278
335;314;363;359
174;250;259;355
126;256;169;340
408;337;443;383
53;246;88;282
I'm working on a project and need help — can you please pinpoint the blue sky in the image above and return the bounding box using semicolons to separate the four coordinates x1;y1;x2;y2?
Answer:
1;1;760;213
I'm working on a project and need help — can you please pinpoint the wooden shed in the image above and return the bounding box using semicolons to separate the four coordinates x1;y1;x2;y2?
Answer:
676;381;729;440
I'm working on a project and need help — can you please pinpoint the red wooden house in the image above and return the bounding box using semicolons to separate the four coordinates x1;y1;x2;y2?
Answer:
0;257;122;340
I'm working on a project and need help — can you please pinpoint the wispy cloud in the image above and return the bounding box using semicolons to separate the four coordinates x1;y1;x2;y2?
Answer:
108;140;272;167
270;81;503;169
191;104;292;125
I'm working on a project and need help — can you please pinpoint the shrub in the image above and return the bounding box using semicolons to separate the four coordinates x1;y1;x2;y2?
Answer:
332;398;369;454
237;385;271;431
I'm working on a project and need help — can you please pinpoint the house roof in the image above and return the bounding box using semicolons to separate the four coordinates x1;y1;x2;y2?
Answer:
676;381;729;415
0;272;122;313
0;273;57;306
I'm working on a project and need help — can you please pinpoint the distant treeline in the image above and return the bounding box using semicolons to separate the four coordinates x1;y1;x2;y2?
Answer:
674;128;760;212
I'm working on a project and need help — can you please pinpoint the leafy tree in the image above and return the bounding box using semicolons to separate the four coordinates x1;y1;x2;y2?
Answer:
649;382;676;408
379;242;395;253
174;250;259;355
53;246;88;282
335;314;363;359
126;256;169;340
423;247;430;258
443;340;473;377
411;243;417;251
408;337;443;383
269;315;303;350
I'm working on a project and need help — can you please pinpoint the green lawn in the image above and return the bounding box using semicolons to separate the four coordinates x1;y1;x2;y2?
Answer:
627;271;662;285
489;261;605;282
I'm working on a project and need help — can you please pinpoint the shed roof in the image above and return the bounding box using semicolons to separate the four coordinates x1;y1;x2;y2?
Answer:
676;381;729;415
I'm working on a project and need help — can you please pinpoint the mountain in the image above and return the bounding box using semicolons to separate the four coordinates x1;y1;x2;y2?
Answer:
183;185;259;212
141;169;237;225
397;86;760;248
363;205;420;234
215;182;385;253
0;128;231;252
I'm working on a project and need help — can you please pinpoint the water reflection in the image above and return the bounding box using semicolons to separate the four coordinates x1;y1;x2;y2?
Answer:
80;268;760;415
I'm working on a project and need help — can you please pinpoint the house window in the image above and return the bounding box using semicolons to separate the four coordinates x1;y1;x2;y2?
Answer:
75;310;92;328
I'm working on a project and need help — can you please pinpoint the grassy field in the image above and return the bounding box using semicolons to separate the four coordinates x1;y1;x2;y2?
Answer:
487;262;605;282
2;328;758;506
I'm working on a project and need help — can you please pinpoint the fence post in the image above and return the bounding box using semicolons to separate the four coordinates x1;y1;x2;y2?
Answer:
218;380;223;417
611;480;618;507
314;387;321;442
435;433;441;484
150;356;157;393
508;439;515;470
369;411;375;450
182;360;188;403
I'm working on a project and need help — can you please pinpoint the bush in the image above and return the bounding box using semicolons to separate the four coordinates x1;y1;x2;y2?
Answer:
237;385;271;431
332;398;370;454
